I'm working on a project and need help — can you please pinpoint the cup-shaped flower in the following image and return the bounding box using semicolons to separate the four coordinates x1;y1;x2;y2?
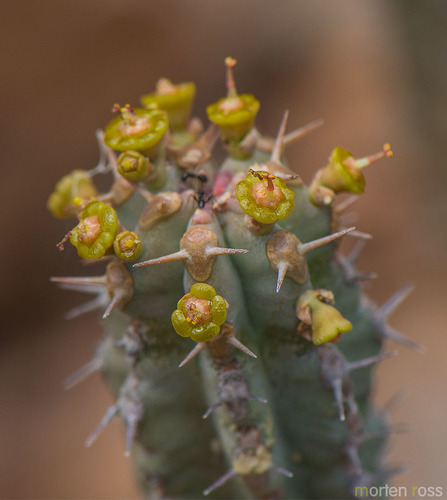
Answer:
117;151;151;182
235;169;295;224
206;57;260;142
104;105;168;155
140;79;196;131
319;146;366;194
47;169;98;218
70;201;118;259
171;283;227;343
296;289;352;345
207;93;259;142
308;144;393;205
113;231;142;262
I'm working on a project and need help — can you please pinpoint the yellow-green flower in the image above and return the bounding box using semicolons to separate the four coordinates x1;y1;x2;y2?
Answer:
113;231;142;262
70;200;118;259
171;283;227;342
206;57;259;142
309;144;393;205
207;94;259;142
296;289;352;345
104;104;168;154
47;169;97;218
320;146;366;194
140;79;196;131
235;169;295;224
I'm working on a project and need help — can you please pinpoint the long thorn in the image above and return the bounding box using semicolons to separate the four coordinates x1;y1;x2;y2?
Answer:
272;465;294;478
202;402;223;420
275;261;288;293
379;282;415;319
228;337;257;359
178;343;205;368
51;275;107;287
382;390;409;415
297;227;355;255
331;377;345;421
347;230;373;240
64;357;102;390
248;395;268;404
346;350;398;372
345;444;362;475
283;118;324;146
333;195;358;214
102;288;127;319
205;246;248;257
381;325;425;353
347;241;366;264
271;110;289;164
65;294;107;320
124;415;139;457
85;406;118;448
203;469;236;496
134;249;190;268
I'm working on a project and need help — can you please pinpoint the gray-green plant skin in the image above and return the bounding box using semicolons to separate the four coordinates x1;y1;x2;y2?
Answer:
50;64;420;500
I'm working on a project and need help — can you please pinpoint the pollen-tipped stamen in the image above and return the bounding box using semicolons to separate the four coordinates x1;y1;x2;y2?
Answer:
344;143;393;170
225;56;238;99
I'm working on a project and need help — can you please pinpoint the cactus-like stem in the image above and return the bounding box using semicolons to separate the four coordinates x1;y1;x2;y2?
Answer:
49;59;419;499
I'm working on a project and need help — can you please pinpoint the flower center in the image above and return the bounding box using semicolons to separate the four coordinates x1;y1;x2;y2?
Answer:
251;181;284;209
118;116;151;136
77;215;101;245
183;297;212;325
156;78;177;95
218;96;244;114
120;235;136;252
114;104;151;136
120;155;139;173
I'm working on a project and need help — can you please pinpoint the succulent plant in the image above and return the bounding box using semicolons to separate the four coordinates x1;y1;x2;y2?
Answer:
49;58;420;499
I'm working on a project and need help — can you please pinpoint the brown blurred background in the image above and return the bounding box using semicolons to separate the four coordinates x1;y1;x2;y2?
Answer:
1;1;446;498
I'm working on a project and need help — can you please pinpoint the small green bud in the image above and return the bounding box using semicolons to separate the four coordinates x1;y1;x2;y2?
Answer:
113;231;142;262
116;151;151;182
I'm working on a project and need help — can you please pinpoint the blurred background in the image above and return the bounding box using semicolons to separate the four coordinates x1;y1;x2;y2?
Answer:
1;1;446;498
